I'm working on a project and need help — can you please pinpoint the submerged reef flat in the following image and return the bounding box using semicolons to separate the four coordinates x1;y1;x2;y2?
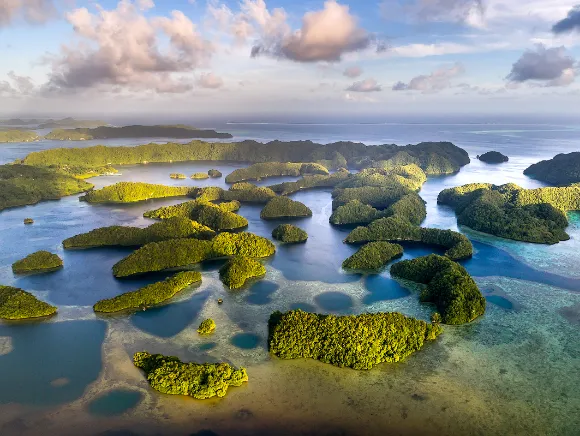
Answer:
269;310;441;369
0;285;57;320
12;251;63;274
390;254;486;325
93;271;201;313
63;217;215;248
438;183;580;244
133;351;248;399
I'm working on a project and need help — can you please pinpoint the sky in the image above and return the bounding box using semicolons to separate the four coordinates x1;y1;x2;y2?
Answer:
1;0;580;118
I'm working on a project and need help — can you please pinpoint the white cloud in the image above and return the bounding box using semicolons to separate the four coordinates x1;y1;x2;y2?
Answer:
197;72;224;89
346;78;382;92
0;0;57;27
343;66;363;78
393;63;465;92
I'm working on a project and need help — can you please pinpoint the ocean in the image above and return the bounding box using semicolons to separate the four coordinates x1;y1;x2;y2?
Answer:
0;117;579;435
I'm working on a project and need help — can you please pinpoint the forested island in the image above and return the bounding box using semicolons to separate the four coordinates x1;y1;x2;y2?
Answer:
0;117;106;128
477;151;509;163
44;125;232;140
524;152;580;185
0;285;57;320
12;251;63;274
0;130;39;143
438;183;580;243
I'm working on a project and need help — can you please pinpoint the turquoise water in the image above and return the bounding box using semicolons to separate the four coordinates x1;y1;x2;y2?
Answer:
0;120;579;435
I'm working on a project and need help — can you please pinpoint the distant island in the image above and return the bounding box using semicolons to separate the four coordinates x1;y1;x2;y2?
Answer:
524;152;580;185
477;151;509;164
0;117;107;129
44;125;233;141
0;130;39;143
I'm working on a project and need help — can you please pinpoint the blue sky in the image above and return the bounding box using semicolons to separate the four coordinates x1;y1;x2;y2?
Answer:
1;0;580;117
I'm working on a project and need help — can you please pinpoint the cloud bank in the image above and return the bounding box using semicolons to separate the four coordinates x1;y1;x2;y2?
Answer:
507;44;576;87
346;78;382;92
392;63;465;92
0;0;56;27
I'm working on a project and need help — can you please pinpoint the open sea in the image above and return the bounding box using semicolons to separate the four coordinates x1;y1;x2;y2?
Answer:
0;117;579;435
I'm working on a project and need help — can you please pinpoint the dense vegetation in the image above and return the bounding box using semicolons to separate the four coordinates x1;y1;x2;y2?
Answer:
63;217;215;249
208;169;222;178
93;271;201;313
0;130;39;143
133;352;248;399
269;169;351;195
219;256;266;289
44;125;232;140
20;140;469;177
225;162;329;183
12;251;63;274
524;152;580;185
0;164;92;211
336;165;427;191
0;285;57;320
390;254;486;325
191;172;209;180
113;232;275;277
198;318;216;334
438;183;580;244
342;242;403;270
222;184;277;203
170;173;186;179
332;186;414;210
345;217;473;260
80;182;194;204
269;310;442;369
144;199;248;231
272;224;308;243
477;151;509;163
260;197;313;220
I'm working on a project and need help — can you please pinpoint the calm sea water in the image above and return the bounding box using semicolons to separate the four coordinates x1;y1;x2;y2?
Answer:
0;119;579;435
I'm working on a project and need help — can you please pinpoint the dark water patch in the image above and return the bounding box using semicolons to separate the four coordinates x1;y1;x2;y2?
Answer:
230;333;261;350
0;320;106;406
463;241;580;292
87;389;143;416
199;258;228;272
290;302;317;312
364;275;411;304
245;281;279;305
131;291;209;338
559;303;580;325
198;342;218;351
485;295;515;310
315;292;354;313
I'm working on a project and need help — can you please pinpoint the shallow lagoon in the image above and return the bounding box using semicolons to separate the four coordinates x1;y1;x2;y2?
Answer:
0;122;580;435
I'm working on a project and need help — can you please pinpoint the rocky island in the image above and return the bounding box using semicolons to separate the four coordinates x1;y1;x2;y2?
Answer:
477;151;509;163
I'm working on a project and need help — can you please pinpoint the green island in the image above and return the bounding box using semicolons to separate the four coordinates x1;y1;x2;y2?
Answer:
208;169;222;178
524;152;580;185
93;271;201;313
44;125;232;141
0;130;39;143
222;184;277;203
272;224;308;243
225;162;329;183
268;310;442;369
269;169;351;195
0;164;92;211
477;151;509;163
198;318;216;334
390;254;486;325
219;256;266;289
342;242;403;271
133;352;248;399
49;164;118;179
37;117;107;129
437;183;580;244
12;251;63;274
144;199;248;231
260;196;313;220
0;285;57;320
170;173;186;179
63;217;215;249
80;182;194;204
345;217;472;260
191;172;209;180
19;140;469;179
113;232;275;277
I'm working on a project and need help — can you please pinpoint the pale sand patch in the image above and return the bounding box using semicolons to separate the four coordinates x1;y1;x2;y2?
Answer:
0;336;12;356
